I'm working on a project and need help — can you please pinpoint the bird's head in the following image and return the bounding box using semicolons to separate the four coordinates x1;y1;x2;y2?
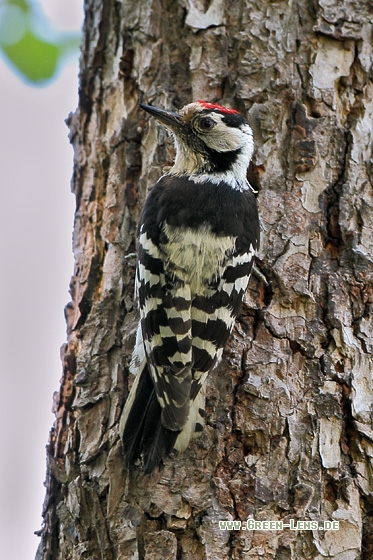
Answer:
140;101;254;190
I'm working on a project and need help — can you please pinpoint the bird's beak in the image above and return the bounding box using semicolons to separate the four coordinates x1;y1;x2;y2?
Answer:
140;104;184;130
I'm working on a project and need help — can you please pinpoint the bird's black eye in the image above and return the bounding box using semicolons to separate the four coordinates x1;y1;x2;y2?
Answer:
199;117;216;131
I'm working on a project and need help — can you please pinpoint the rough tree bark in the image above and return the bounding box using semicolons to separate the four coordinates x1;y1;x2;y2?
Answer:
36;1;373;559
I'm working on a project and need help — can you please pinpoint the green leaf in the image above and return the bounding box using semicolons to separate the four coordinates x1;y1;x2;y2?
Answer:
2;29;61;83
7;0;30;13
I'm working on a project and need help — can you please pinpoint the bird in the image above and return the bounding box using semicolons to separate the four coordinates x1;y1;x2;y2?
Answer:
119;100;260;473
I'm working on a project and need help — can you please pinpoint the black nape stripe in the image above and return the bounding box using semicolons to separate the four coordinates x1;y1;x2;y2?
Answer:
200;110;248;129
221;113;248;128
204;146;242;173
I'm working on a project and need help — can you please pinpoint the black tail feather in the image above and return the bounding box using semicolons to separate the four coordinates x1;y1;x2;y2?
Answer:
120;363;179;473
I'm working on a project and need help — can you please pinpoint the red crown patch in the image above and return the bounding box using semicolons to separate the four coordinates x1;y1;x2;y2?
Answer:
196;101;240;115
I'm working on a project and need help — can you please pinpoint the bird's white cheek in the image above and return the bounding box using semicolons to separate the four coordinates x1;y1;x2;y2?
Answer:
204;128;246;152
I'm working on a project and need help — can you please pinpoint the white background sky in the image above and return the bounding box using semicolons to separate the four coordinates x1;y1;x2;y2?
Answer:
0;2;83;558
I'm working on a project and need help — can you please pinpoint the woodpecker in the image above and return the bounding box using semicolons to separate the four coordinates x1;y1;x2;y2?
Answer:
119;100;260;473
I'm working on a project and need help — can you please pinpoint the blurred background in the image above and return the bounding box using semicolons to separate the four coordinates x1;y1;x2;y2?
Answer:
0;1;83;557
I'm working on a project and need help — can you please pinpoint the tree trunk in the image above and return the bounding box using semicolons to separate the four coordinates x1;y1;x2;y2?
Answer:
36;1;373;559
